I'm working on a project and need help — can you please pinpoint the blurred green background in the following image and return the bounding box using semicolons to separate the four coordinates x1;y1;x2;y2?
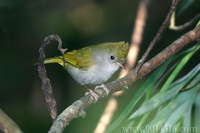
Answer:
0;0;199;132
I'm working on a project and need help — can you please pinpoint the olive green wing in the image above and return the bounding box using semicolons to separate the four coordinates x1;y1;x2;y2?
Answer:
64;47;95;71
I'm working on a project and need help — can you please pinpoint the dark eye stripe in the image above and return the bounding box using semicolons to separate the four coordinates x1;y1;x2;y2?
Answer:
110;56;115;60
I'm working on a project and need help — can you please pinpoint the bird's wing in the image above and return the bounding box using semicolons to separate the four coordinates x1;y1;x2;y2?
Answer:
64;47;95;71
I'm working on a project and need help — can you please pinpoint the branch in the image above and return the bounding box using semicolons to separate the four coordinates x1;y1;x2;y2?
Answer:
48;25;200;133
135;0;179;73
38;35;67;122
170;12;200;31
0;109;23;133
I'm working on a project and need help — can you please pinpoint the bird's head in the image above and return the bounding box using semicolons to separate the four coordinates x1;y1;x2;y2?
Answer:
95;41;129;70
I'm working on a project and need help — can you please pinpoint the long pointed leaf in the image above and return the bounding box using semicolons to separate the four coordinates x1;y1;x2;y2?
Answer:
160;89;197;133
141;87;197;133
145;44;198;101
161;45;200;91
182;104;192;133
177;0;195;16
194;92;200;132
129;64;200;119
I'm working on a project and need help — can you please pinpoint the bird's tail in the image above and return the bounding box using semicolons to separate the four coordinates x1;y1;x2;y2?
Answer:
44;56;64;66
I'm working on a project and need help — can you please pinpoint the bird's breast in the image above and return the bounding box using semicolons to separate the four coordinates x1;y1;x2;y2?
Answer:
66;63;120;85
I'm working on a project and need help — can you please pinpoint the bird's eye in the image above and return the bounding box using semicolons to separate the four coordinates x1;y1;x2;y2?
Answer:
110;56;115;60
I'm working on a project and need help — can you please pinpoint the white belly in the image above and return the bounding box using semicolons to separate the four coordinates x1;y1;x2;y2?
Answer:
67;63;120;85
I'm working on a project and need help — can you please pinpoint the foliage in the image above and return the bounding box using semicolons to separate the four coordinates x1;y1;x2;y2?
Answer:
107;43;200;133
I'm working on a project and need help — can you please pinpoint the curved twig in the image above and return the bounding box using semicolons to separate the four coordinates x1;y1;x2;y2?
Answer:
170;12;200;31
38;35;66;122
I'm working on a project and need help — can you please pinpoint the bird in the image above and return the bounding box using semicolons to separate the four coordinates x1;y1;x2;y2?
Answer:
43;41;129;101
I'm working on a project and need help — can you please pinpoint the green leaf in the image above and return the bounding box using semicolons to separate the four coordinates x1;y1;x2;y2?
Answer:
129;89;177;119
143;87;197;133
160;44;200;91
195;21;200;29
160;89;197;133
145;58;180;101
129;64;200;119
176;0;195;16
182;104;192;133
174;121;182;133
134;112;150;133
145;43;197;101
194;92;200;132
127;120;135;128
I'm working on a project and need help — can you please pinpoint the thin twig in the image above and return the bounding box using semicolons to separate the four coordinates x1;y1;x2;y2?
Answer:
48;25;200;133
170;12;200;31
0;109;23;133
38;35;66;122
94;0;150;132
135;0;179;74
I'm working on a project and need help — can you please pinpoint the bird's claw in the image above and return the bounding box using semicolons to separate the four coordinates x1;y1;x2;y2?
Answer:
85;91;98;102
95;84;109;96
84;84;109;102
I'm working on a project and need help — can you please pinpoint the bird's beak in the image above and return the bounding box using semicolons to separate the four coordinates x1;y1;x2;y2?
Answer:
116;61;126;70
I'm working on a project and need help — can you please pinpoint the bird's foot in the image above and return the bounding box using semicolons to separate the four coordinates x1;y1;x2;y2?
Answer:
95;84;109;96
85;89;98;102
